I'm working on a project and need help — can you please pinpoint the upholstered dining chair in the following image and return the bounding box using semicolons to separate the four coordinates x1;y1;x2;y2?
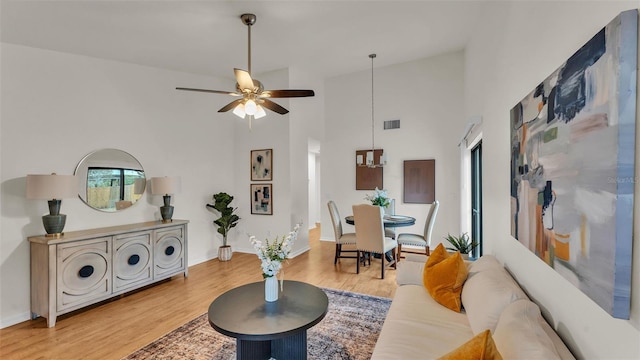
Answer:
327;201;358;265
384;198;396;239
352;204;398;279
397;200;440;261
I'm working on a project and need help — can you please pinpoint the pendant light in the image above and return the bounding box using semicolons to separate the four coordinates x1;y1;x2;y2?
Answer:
357;53;386;168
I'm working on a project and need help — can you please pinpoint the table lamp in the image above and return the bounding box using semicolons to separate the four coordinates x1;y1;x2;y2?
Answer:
26;173;78;237
150;176;181;223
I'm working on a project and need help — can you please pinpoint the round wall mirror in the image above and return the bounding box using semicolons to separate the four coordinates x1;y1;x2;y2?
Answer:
75;149;146;212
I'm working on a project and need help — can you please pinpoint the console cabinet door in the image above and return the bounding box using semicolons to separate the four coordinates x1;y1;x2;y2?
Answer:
113;231;153;294
57;237;111;312
154;226;185;279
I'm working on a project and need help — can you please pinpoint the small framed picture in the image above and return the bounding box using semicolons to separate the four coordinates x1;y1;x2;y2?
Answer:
251;149;273;181
251;184;272;215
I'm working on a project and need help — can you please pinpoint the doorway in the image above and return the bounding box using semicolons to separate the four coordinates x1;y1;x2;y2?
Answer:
308;138;321;229
470;140;482;258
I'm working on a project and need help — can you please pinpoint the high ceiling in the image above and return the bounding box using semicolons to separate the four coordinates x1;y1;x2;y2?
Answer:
1;1;485;80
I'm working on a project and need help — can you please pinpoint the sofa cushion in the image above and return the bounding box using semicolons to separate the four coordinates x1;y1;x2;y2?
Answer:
371;285;473;360
461;267;528;334
423;244;468;312
467;254;502;273
396;256;427;286
493;300;561;359
438;329;503;360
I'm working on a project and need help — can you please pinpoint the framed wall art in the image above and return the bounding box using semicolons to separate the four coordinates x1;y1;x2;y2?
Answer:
509;10;637;319
251;183;272;215
251;149;272;181
403;159;435;204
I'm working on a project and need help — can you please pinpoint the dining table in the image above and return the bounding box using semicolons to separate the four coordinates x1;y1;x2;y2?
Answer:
344;214;416;227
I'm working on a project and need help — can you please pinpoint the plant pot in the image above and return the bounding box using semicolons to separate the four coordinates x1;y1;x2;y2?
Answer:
218;245;233;261
447;251;470;260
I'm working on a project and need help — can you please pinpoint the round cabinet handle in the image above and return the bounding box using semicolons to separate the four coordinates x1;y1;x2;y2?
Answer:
165;246;175;256
128;254;140;265
78;265;94;278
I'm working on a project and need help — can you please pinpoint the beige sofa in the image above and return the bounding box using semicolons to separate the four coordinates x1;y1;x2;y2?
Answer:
371;254;575;359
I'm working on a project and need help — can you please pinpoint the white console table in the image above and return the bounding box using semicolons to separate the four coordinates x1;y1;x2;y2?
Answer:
28;220;189;327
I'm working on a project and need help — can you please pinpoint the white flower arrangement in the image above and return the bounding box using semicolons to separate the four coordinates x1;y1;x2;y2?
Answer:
364;187;390;208
249;223;302;279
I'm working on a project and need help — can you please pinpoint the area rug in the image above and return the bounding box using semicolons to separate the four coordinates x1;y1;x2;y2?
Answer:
123;288;391;360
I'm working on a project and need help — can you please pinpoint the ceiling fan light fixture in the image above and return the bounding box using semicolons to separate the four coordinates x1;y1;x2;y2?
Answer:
254;105;267;119
244;99;257;115
175;13;314;127
233;103;246;119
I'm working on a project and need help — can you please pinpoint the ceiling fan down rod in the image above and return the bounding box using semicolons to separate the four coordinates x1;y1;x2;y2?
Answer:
241;13;256;75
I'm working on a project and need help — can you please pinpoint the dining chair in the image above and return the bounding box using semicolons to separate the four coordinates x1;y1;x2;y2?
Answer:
327;201;358;265
396;200;440;261
352;204;398;279
384;198;396;239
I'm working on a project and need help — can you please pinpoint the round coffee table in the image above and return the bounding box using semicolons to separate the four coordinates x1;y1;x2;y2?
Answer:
208;280;328;360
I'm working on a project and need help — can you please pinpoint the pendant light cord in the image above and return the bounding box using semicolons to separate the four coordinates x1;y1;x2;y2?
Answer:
370;53;376;155
247;22;252;74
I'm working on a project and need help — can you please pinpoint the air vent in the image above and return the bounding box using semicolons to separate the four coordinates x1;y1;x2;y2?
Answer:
384;119;400;130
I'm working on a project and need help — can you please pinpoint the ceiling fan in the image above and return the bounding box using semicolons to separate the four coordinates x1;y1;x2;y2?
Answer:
176;13;315;122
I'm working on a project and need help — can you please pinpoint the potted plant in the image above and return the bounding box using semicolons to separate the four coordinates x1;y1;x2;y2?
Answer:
364;187;390;208
443;233;478;260
206;192;240;261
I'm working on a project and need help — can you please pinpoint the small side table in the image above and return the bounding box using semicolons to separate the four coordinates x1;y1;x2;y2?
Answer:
208;280;328;360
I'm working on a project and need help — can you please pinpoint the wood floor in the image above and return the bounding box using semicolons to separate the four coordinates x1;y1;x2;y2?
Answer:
0;225;398;360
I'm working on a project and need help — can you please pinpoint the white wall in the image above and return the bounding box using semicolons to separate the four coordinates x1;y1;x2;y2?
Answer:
464;2;640;359
0;43;236;327
321;51;466;247
229;67;325;257
0;43;325;327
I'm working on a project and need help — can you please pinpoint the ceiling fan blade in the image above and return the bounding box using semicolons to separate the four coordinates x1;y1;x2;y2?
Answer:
176;87;241;96
261;89;315;98
234;69;255;92
261;99;289;114
218;99;245;113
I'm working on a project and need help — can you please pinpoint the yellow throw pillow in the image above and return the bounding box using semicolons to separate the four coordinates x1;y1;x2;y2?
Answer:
438;329;503;360
423;243;468;312
426;241;449;267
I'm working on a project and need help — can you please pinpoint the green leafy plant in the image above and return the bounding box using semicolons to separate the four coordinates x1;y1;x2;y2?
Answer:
206;192;240;246
443;233;478;254
364;187;390;208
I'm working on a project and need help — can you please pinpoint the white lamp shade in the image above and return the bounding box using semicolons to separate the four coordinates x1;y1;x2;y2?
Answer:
366;151;374;165
380;151;387;165
254;105;266;119
150;176;181;195
233;103;246;118
244;99;257;115
26;174;77;200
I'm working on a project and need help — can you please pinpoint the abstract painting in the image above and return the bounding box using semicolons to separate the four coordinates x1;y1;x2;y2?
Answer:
510;10;637;319
251;184;272;215
403;159;435;204
251;149;272;181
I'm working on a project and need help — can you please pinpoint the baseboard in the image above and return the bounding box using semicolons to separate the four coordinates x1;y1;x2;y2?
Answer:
0;311;31;329
319;236;336;242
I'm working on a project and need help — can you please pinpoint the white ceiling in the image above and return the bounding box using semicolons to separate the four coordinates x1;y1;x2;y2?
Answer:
1;1;486;80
